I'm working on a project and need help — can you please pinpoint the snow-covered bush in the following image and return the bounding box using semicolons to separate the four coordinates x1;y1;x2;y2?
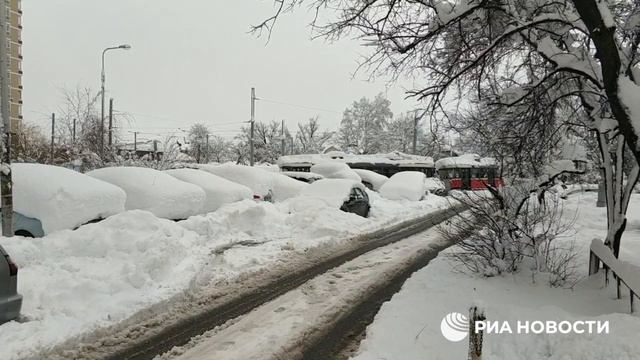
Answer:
440;186;576;286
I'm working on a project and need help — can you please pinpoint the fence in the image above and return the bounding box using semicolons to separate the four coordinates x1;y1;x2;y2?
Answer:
589;239;640;313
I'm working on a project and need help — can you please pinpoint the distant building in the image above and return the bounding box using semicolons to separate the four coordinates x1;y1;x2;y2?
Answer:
7;0;22;134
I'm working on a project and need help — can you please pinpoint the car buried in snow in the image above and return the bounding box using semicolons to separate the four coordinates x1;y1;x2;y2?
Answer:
0;244;21;325
5;163;127;237
281;171;325;184
296;178;371;217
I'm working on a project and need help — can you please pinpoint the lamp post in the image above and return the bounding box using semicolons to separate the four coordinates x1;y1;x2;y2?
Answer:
100;44;131;156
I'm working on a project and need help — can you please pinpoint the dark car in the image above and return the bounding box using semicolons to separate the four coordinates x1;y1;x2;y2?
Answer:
0;244;22;324
298;179;370;217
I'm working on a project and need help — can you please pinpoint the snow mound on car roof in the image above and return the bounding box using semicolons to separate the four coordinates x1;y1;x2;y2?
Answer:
197;163;306;201
165;168;252;213
310;162;361;181
87;166;205;219
11;163;126;234
379;171;427;201
352;169;388;191
298;178;364;208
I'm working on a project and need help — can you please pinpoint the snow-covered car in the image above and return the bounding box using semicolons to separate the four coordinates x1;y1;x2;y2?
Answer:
281;171;325;184
297;178;370;217
197;163;306;202
87;167;205;220
165;168;252;213
424;177;447;196
0;244;21;324
310;162;361;182
352;169;388;191
7;163;126;237
379;171;439;201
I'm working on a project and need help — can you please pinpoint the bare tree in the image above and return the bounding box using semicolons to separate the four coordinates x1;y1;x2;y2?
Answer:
256;0;640;256
338;94;393;153
295;116;334;153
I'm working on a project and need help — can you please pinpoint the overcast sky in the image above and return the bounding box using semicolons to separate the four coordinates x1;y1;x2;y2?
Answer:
22;0;419;142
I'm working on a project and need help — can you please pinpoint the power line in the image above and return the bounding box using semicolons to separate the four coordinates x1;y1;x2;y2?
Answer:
257;97;342;114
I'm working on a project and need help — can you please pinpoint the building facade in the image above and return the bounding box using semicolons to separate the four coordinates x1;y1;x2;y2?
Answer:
7;0;21;133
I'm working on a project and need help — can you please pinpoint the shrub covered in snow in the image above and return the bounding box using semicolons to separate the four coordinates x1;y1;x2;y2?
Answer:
87;166;206;219
440;187;576;286
379;171;427;201
310;162;361;182
10;163;126;235
165;168;252;213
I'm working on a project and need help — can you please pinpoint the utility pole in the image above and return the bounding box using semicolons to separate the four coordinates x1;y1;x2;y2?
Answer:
133;131;138;154
72;118;76;143
281;119;285;157
250;87;255;166
413;111;419;155
205;133;209;163
50;113;55;163
108;98;114;147
0;0;12;237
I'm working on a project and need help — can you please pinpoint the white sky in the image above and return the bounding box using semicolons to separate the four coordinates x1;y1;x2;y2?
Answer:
23;0;420;142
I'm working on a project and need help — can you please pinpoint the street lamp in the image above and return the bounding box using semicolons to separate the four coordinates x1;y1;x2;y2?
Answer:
100;44;131;156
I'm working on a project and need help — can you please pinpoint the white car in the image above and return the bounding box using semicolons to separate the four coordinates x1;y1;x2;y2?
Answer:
7;163;126;237
352;168;388;191
87;166;205;220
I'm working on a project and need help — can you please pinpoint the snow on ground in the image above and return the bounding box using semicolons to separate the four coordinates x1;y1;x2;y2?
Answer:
0;190;451;360
352;191;640;360
160;223;449;360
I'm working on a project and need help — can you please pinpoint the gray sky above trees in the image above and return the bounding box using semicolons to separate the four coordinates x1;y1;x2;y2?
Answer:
22;0;418;142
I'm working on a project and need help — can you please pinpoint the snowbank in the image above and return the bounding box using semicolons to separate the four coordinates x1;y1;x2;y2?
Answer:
87;167;205;219
379;171;427;201
353;169;388;191
165;168;252;213
310;162;361;181
11;163;126;234
198;163;306;202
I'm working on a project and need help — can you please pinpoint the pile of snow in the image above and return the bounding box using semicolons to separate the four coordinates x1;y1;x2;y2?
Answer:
379;171;427;201
165;168;252;213
310;162;361;181
11;163;126;234
87;167;205;220
353;169;388;191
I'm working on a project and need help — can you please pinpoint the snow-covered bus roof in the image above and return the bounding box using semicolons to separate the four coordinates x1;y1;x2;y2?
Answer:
435;154;498;169
277;151;435;168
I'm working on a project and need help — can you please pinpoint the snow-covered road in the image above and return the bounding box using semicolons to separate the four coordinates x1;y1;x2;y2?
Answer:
159;224;452;360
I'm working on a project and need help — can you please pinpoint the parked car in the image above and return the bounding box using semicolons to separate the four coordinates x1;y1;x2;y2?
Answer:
0;244;22;324
87;166;206;220
379;171;443;201
298;179;370;217
197;163;306;202
7;163;126;237
352;168;388;191
165;168;252;213
310;162;361;181
281;171;324;183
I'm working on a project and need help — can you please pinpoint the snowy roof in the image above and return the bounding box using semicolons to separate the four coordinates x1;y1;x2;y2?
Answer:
310;162;362;181
435;154;497;169
87;166;206;219
278;151;435;168
11;163;126;234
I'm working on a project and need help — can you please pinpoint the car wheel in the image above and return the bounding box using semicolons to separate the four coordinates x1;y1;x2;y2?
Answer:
14;230;34;238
